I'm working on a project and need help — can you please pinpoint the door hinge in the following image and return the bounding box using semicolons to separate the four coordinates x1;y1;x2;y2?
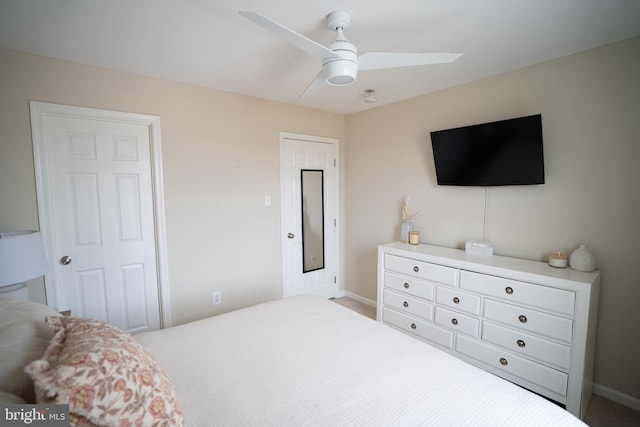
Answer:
333;159;337;167
334;276;337;284
334;218;337;226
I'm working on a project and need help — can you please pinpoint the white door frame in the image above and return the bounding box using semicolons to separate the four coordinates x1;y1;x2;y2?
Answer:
30;101;172;328
279;132;341;298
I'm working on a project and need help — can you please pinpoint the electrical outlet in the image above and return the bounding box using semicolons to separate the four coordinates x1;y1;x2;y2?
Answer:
212;291;222;305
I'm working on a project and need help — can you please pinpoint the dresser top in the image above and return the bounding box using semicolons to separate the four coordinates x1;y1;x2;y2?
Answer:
379;242;600;287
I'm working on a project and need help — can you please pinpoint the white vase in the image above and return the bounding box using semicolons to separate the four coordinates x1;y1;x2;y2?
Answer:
569;245;596;272
400;220;413;243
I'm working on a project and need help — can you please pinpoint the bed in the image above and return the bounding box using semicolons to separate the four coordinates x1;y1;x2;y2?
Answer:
1;295;586;426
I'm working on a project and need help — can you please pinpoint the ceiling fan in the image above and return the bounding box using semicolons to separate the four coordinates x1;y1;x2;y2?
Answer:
239;10;463;99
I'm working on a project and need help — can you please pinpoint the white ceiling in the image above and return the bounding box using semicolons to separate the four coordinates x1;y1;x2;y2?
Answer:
1;0;639;115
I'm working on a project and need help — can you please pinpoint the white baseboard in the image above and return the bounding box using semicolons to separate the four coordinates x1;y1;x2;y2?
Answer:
344;291;376;308
593;383;640;412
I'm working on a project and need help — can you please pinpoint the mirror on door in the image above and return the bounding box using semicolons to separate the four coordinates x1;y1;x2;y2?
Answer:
301;169;325;273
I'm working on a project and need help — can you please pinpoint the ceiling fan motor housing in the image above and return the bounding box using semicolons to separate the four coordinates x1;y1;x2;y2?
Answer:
323;39;358;85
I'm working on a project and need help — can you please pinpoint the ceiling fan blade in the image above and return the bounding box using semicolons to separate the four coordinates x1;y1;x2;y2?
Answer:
239;11;338;60
359;52;463;71
300;69;326;99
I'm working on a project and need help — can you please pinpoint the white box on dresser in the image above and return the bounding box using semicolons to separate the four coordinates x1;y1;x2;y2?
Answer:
376;242;600;419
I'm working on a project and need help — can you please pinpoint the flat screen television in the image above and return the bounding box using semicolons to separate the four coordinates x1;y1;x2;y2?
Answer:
430;114;544;186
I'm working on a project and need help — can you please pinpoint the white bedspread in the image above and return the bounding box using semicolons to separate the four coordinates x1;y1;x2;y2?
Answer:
136;295;585;426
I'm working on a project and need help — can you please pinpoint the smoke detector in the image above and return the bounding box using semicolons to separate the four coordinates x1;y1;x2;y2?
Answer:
364;89;377;104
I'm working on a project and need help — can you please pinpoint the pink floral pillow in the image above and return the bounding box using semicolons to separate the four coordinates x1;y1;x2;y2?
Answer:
26;316;184;427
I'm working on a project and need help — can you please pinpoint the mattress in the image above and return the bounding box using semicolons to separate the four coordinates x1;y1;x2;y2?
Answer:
136;295;585;426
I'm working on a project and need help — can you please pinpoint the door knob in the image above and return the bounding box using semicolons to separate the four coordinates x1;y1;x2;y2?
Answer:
287;233;295;239
60;255;72;265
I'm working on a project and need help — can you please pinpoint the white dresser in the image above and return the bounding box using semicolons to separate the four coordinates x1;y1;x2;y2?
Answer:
376;242;600;419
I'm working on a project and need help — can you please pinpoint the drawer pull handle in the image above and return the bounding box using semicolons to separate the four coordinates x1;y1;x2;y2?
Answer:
403;301;409;308
451;318;458;325
517;339;526;348
411;323;417;330
505;286;514;294
499;357;508;366
413;266;420;272
453;297;460;304
403;282;410;289
518;315;528;323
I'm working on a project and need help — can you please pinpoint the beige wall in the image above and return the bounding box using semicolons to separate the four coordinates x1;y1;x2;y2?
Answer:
345;36;640;400
0;47;346;325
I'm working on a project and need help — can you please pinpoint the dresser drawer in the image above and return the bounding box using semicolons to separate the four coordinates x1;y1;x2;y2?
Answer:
436;286;481;315
384;272;434;300
456;335;568;397
434;306;479;337
383;289;433;320
484;299;573;343
482;322;571;370
385;255;457;286
383;307;453;349
460;271;575;316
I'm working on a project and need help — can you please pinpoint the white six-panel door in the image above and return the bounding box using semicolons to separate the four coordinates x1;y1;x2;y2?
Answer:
30;102;168;334
281;133;339;299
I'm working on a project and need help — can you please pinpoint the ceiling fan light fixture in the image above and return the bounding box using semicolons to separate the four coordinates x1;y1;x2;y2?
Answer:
325;59;357;85
323;38;358;86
